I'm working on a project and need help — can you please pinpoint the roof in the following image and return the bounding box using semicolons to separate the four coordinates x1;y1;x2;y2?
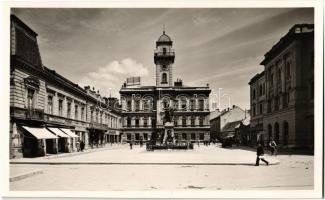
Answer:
221;120;242;133
260;24;314;65
158;31;172;42
248;71;265;85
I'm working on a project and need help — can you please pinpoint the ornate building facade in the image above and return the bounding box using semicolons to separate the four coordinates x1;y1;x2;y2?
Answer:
10;15;121;158
249;24;314;149
120;31;211;144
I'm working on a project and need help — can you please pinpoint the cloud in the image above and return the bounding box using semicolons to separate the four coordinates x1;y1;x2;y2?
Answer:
79;58;149;97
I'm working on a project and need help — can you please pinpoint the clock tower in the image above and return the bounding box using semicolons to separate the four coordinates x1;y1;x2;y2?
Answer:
154;30;175;87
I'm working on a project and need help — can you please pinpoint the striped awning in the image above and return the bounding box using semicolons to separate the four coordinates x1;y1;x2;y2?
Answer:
59;128;79;138
22;126;58;139
47;128;70;138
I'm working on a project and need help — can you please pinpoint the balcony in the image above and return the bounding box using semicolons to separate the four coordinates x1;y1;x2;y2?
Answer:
154;51;175;57
25;108;44;121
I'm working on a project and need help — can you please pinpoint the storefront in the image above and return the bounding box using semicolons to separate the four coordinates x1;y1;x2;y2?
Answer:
20;126;58;157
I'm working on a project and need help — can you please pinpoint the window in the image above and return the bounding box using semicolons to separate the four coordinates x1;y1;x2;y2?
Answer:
127;133;131;141
90;110;94;122
198;99;204;111
135;118;140;127
143;99;151;111
182;116;187;127
135;133;140;140
163;48;166;55
100;112;103;124
252;89;256;99
180;99;187;110
95;111;98;122
285;61;291;79
127;117;131;127
174;100;179;110
191;116;195;127
58;99;63;116
252;104;256;116
127;100;132;111
161;73;167;84
162;65;167;70
143;118;148;127
191;133;196;140
259;85;263;96
182;133;187;140
174;116;178;127
67;102;71;118
135;100;140;111
199;133;204;140
75;105;78;120
47;96;53;114
199;116;204;127
81;106;85;121
259;103;263;115
27;88;35;109
270;74;274;86
144;133;148;140
190;99;195;110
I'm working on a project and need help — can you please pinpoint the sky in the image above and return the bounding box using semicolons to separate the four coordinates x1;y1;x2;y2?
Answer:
11;8;314;110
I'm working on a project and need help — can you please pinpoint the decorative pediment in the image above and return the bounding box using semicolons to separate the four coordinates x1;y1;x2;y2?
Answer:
24;76;40;89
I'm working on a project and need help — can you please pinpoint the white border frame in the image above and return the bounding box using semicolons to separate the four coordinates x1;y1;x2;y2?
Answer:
0;0;323;198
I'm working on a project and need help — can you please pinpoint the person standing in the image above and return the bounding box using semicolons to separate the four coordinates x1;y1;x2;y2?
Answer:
80;140;85;152
130;141;133;150
269;138;277;156
256;143;269;166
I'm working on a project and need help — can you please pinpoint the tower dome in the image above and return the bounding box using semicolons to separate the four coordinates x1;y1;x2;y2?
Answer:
158;31;171;42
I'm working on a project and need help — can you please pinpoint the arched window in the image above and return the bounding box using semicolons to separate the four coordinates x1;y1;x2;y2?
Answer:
161;73;167;84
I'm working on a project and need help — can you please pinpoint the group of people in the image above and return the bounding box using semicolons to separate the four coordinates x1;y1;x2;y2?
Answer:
255;138;277;166
76;140;85;152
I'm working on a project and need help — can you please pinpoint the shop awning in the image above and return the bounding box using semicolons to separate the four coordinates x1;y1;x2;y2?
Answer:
59;128;79;138
22;126;58;139
47;128;70;138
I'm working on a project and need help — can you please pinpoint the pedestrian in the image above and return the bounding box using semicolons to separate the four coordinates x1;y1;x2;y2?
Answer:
269;138;277;156
256;143;269;166
76;140;80;152
130;141;133;150
80;140;85;152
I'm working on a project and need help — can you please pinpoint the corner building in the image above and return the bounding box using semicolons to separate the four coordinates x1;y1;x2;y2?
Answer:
10;15;121;158
249;24;314;149
120;31;211;144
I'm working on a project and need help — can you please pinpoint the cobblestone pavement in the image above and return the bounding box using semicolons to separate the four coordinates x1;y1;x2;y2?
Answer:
9;145;313;191
10;144;279;164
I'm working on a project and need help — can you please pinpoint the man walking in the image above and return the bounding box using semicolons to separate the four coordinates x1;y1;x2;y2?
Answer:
256;143;269;166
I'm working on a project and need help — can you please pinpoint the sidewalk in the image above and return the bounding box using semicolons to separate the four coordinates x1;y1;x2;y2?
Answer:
10;145;280;166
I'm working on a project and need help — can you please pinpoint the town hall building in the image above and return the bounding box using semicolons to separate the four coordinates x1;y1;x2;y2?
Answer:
120;31;211;144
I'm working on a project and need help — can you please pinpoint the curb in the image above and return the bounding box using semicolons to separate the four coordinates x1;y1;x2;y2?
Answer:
10;161;280;166
10;169;43;182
